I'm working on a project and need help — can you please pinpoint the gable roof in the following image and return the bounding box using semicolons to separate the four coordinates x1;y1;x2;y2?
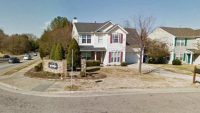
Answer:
74;22;104;32
95;21;113;32
74;21;128;34
125;28;140;52
160;27;200;38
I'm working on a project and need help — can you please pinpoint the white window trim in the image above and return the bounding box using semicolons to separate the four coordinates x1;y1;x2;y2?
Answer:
176;39;185;47
81;34;91;44
111;51;121;63
112;33;121;43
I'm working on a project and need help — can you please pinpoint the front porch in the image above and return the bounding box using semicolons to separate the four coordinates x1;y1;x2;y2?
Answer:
184;50;193;64
81;51;105;64
80;46;106;64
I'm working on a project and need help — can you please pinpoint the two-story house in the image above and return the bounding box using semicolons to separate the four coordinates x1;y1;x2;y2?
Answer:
149;27;200;64
72;18;140;66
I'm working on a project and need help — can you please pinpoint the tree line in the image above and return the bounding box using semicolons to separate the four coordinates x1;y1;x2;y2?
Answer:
39;16;72;59
0;30;39;55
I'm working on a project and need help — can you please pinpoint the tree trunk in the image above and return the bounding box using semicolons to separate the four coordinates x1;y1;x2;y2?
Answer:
139;46;143;74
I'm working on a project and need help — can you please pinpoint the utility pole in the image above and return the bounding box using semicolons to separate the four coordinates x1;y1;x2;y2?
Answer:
71;49;73;90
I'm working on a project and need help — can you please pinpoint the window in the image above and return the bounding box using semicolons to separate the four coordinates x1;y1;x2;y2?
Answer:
112;34;120;43
82;35;86;43
81;35;91;44
81;52;91;60
87;35;91;43
98;37;103;43
176;39;185;46
111;52;121;62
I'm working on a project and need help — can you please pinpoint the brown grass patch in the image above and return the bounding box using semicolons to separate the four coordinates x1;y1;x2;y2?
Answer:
99;67;140;77
64;85;80;91
150;64;197;76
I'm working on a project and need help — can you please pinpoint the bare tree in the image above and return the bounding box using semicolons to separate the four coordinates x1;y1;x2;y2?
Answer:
134;16;154;74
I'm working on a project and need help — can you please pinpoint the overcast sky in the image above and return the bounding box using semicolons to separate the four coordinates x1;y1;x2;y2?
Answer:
0;0;200;37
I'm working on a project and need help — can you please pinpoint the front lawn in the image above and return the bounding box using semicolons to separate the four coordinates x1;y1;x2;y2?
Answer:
150;64;198;76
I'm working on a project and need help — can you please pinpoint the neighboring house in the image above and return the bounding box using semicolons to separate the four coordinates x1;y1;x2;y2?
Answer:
149;27;200;64
125;28;141;64
72;18;140;65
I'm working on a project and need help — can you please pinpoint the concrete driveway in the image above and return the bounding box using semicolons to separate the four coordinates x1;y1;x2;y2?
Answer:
128;63;200;82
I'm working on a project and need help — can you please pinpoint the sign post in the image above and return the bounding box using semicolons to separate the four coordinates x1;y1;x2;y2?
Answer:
71;49;73;91
193;65;197;83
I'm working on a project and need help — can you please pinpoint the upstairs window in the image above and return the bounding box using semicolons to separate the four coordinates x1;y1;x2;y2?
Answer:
176;39;185;46
112;34;120;43
111;33;123;43
81;34;91;44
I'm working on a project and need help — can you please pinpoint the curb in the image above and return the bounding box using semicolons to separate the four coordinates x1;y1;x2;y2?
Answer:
0;81;200;98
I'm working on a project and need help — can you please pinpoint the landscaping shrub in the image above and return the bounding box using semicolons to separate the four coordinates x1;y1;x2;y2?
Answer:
25;70;61;79
148;57;167;64
54;43;64;60
34;63;43;72
156;57;167;64
50;44;56;59
86;60;100;67
121;62;127;66
148;58;156;64
172;59;182;65
67;39;80;68
39;48;45;59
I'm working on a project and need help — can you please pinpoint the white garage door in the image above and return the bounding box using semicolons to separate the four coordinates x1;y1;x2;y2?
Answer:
125;52;139;64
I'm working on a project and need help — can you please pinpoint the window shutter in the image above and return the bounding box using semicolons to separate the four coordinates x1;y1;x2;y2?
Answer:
109;52;111;63
174;38;177;46
185;38;187;46
121;52;123;62
110;34;112;43
121;34;123;43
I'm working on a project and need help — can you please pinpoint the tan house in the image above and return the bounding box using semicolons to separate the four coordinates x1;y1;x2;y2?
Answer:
149;27;200;64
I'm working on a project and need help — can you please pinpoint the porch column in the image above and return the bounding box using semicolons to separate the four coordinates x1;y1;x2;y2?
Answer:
190;53;193;64
94;51;97;61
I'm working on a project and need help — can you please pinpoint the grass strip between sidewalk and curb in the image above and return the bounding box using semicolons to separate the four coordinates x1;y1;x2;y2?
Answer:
2;60;41;76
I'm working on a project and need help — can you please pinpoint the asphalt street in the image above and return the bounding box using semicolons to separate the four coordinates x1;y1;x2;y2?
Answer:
0;56;39;76
0;88;200;113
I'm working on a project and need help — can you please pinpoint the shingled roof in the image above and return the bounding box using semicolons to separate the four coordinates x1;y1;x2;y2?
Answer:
74;21;128;33
74;22;104;32
125;28;140;52
161;27;200;38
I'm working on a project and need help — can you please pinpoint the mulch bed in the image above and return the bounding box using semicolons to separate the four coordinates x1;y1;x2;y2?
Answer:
67;72;107;80
25;68;107;80
24;68;61;79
